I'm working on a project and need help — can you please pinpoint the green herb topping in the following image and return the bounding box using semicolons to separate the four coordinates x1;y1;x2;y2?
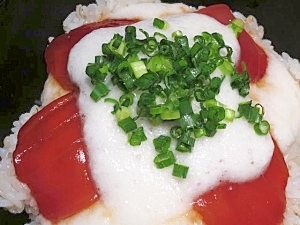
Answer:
85;18;270;178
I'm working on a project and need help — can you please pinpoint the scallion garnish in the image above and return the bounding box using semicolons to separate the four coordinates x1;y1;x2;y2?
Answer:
230;62;250;97
153;135;171;153
228;18;245;37
172;30;183;38
135;72;159;90
237;101;270;134
115;106;131;122
194;128;206;138
118;117;137;133
172;164;189;178
130;60;148;78
153;18;169;30
160;109;180;120
254;120;270;135
119;93;134;107
225;108;236;121
154;151;176;168
90;82;110;102
85;19;269;178
129;127;147;146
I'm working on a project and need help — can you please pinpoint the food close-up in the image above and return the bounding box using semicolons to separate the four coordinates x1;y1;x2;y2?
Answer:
0;0;299;224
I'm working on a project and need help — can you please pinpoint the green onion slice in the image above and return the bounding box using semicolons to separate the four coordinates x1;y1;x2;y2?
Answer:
129;127;147;146
229;18;245;37
172;164;189;178
130;60;148;78
254;120;270;135
154;151;176;168
153;135;171;153
118;117;137;133
153;18;169;30
90;82;110;102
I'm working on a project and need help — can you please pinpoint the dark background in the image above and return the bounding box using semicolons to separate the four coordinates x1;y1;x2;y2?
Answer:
0;0;299;224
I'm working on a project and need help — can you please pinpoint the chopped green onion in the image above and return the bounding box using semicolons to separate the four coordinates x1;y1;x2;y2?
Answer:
108;33;127;55
178;59;188;68
204;120;218;137
254;120;270;135
126;53;139;63
115;106;131;122
148;115;163;126
224;108;236;121
179;114;196;129
176;143;190;153
212;32;225;46
143;37;158;55
237;102;269;134
172;164;189;178
118;117;137;133
104;98;120;114
194;128;206;138
154;32;168;40
130;60;148;78
119;93;134;107
147;55;173;75
190;42;202;58
149;105;165;115
172;30;183;38
137;92;155;107
117;60;136;91
229;18;245;37
147;55;163;72
86;63;98;77
154;151;176;168
153;18;169;30
160;109;180;120
135;72;159;90
174;35;189;50
129;127;147;146
159;39;177;58
170;125;183;139
179;99;193;115
153;135;171;153
219;59;234;75
99;64;109;74
104;97;119;105
194;35;205;45
238;101;262;123
207;106;225;122
218;123;227;129
176;131;195;153
203;99;219;108
136;106;150;118
139;28;150;39
230;64;250;97
90;82;110;102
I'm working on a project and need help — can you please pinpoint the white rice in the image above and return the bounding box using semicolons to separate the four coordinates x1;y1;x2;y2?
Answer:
0;105;40;217
62;0;161;32
1;1;299;224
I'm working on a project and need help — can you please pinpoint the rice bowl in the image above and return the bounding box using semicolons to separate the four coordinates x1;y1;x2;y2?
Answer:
1;0;300;224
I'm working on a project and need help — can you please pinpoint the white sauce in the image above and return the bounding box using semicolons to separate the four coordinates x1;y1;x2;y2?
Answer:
250;51;300;153
67;13;274;225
